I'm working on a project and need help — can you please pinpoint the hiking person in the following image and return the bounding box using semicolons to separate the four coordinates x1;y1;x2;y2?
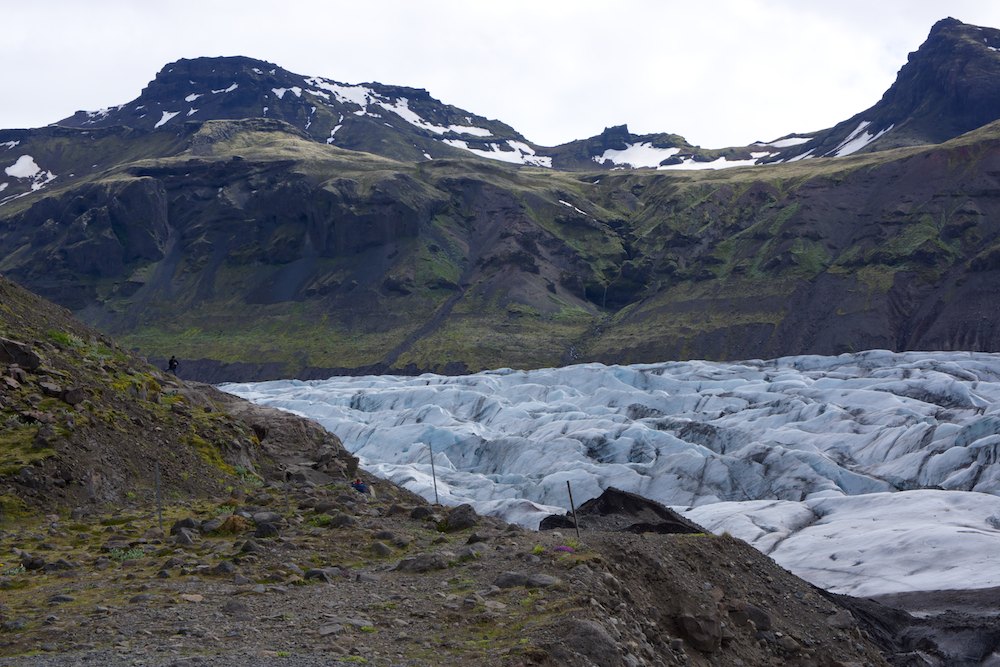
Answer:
168;355;179;375
351;478;369;494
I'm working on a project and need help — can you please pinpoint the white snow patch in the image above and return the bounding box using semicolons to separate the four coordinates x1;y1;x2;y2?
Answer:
787;149;815;162
153;111;180;129
559;200;589;216
592;142;679;168
271;86;302;99
0;183;7;192
5;155;40;179
187;108;198;117
443;139;551;167
590;143;774;169
687;490;1000;596
305;77;377;108
829;121;894;157
658;156;761;170
184;93;203;103
422;152;432;160
449;125;492;137
83;104;124;122
252;67;264;75
211;83;239;94
1;141;19;150
3;155;56;193
761;136;812;148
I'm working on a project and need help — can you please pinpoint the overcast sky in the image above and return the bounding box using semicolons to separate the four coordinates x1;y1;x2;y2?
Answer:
5;1;1000;148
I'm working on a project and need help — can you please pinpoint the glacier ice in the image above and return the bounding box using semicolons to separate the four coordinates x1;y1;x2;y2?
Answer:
222;350;1000;595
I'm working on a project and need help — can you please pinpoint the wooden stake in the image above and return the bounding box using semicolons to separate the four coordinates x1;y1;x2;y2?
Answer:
154;463;163;534
566;480;580;540
429;443;440;505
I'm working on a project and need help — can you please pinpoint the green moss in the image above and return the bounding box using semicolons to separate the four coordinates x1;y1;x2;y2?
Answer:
0;494;35;522
855;265;897;293
0;425;52;477
788;239;831;276
187;433;235;475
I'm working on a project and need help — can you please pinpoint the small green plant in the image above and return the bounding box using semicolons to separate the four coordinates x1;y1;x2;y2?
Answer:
308;514;333;527
235;466;264;488
2;564;26;576
108;547;145;562
531;544;545;556
359;625;376;634
47;330;84;349
276;650;291;657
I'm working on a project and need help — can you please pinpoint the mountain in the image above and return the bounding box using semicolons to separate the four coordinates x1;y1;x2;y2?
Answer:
2;18;1000;380
54;55;552;167
756;17;1000;162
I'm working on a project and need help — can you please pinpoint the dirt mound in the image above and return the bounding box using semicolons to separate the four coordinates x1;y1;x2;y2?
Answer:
539;487;706;534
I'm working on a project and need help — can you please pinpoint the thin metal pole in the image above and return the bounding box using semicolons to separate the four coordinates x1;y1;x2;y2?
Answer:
155;463;163;534
566;480;580;540
428;443;440;505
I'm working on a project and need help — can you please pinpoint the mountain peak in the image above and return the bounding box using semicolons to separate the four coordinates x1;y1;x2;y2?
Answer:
54;55;539;165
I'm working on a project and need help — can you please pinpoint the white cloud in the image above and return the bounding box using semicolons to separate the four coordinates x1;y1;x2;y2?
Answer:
3;1;1000;147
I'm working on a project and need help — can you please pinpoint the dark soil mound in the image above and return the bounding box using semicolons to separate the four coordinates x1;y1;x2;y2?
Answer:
539;487;706;534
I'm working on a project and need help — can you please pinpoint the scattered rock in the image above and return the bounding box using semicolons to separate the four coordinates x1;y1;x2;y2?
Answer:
212;561;237;576
409;506;437;521
526;573;561;588
170;518;201;535
38;381;63;397
221;600;249;616
62;386;86;405
0;337;41;370
494;572;528;588
551;619;622;666
440;504;479;532
173;528;198;546
371;541;393;557
677;613;722;653
252;511;283;525
304;567;342;583
395;552;449;573
254;522;280;539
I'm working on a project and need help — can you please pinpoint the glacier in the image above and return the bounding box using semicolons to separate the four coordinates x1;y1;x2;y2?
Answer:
221;350;1000;597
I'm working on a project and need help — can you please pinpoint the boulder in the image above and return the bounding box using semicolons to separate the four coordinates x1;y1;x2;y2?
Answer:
440;503;479;532
0;337;41;370
677;613;722;653
395;552;449;573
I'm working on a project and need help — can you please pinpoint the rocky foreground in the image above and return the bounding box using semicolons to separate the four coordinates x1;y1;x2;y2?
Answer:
1;469;892;667
1;272;996;666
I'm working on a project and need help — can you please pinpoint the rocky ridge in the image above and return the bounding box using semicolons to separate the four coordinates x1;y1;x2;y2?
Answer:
1;473;896;666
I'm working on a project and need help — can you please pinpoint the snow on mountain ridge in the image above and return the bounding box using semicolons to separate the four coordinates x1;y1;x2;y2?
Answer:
222;350;1000;596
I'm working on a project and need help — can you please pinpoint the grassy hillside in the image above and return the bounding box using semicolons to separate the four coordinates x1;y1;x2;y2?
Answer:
3;120;1000;380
